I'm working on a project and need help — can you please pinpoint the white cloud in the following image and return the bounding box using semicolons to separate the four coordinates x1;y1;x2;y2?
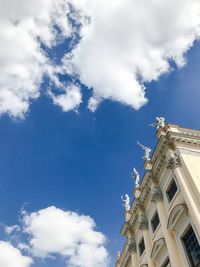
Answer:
49;84;82;112
4;224;20;235
0;0;71;118
65;0;200;110
0;241;32;267
22;206;109;267
0;0;200;117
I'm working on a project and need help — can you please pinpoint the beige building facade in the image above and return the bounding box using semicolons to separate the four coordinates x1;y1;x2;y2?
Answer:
116;123;200;267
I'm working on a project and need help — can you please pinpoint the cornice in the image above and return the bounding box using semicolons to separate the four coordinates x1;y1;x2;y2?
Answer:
150;125;200;177
129;206;139;230
120;221;134;237
151;135;168;166
166;129;200;147
116;243;131;267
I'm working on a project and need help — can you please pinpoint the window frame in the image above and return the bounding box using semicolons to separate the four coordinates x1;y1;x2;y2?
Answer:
166;178;178;203
138;237;145;257
181;224;200;267
151;210;160;233
161;257;170;267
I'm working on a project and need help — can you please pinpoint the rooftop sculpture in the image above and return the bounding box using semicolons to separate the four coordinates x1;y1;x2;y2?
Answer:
132;168;140;188
117;251;121;260
150;117;165;129
121;194;131;211
137;141;151;161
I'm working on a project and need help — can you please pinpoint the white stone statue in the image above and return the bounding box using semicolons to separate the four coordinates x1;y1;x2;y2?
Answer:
150;117;165;129
117;251;121;260
121;194;130;211
137;141;151;161
132;168;140;188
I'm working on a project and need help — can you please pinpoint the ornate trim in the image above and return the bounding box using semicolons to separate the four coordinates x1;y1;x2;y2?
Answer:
150;173;159;183
167;204;188;230
139;215;148;231
124;256;131;267
167;153;181;170
135;198;143;209
151;186;163;203
151;238;165;258
127;238;136;253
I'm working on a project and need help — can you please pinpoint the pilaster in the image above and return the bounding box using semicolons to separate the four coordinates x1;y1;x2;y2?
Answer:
139;214;156;267
151;185;186;267
167;153;200;237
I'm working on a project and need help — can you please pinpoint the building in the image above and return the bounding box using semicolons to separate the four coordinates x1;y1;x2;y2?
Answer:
116;121;200;267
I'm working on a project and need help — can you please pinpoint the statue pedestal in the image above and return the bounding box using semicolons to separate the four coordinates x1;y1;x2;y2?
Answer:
133;187;141;199
156;127;167;139
143;160;153;171
124;210;132;222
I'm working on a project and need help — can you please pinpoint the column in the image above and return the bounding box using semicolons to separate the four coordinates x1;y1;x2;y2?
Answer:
151;186;186;267
167;153;200;237
139;214;157;267
127;236;138;267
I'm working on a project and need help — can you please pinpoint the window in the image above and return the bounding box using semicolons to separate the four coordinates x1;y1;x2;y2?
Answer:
182;225;200;267
139;238;145;256
151;211;160;232
161;257;171;267
166;179;178;202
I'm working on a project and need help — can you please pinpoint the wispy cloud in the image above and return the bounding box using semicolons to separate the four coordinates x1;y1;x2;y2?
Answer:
4;224;20;235
48;84;82;112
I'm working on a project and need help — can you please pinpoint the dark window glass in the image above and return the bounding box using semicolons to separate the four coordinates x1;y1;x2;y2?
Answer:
151;211;160;232
166;179;178;202
182;226;200;267
162;258;171;267
139;238;145;256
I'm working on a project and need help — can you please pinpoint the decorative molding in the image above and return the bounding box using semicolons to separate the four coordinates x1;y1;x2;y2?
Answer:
124;256;131;267
121;222;134;238
167;153;181;170
135;198;143;209
168;128;200;144
139;215;148;231
127;238;136;253
151;186;163;203
142;186;151;205
150;238;165;258
129;211;138;231
167;204;188;230
153;154;167;178
150;173;159;184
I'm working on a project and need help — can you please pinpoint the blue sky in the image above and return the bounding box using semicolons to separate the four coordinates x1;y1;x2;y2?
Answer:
1;41;200;266
1;1;200;267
